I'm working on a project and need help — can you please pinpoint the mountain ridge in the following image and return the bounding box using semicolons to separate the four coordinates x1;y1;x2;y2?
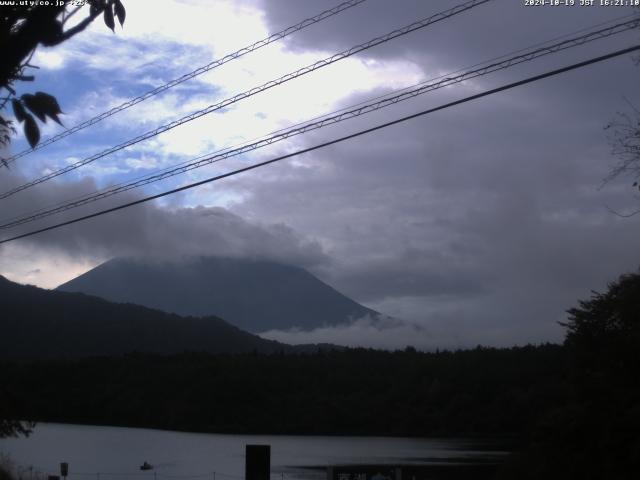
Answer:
0;275;303;360
57;256;378;333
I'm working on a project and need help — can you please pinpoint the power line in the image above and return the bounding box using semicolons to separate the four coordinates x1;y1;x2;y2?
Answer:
2;0;369;166
1;44;637;245
3;10;636;230
1;17;637;230
0;0;492;200
1;14;636;229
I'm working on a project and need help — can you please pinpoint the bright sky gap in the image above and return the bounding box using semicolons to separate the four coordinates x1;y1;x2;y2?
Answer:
2;0;369;166
2;43;637;245
1;17;637;230
0;0;492;199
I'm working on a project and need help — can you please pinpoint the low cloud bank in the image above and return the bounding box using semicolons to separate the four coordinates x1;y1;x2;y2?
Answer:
260;314;436;351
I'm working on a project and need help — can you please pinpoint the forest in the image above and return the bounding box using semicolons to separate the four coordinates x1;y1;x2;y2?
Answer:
1;271;639;479
1;345;566;437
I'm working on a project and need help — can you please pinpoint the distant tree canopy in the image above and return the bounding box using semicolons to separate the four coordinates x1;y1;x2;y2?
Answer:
497;271;640;479
0;0;126;163
562;269;640;383
2;345;567;438
0;419;35;439
0;378;36;438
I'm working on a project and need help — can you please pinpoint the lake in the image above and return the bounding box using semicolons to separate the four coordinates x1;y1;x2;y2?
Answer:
0;424;508;480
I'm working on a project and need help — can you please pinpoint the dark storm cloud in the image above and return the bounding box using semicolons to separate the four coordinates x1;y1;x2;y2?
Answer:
0;171;327;268
322;247;486;302
3;0;639;349
224;11;640;346
259;0;637;65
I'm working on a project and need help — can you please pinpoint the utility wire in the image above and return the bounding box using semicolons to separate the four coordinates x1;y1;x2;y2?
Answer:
0;13;635;227
2;0;369;166
1;18;637;230
0;0;492;200
18;6;632;215
1;44;637;245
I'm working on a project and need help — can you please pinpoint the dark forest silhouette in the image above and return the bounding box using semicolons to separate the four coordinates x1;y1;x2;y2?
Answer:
2;269;639;478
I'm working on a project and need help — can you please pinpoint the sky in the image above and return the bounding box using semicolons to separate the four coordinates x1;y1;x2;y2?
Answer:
1;0;640;350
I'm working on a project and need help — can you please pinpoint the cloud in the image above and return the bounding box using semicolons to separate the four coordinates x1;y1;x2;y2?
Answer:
222;47;640;345
4;0;640;349
24;0;426;196
260;313;434;350
0;243;97;289
259;0;637;66
259;309;553;350
0;170;327;286
33;0;261;72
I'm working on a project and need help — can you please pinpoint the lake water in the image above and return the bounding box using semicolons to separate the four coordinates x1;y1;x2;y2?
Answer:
0;424;508;480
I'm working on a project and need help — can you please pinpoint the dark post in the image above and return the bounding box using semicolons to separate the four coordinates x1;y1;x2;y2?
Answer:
60;463;68;480
326;467;333;480
245;445;270;480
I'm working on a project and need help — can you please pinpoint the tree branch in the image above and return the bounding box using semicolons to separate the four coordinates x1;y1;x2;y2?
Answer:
54;6;105;45
605;204;640;218
62;5;84;25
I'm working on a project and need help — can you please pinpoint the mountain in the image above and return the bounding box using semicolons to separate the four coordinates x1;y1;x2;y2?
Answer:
57;256;377;332
0;275;294;360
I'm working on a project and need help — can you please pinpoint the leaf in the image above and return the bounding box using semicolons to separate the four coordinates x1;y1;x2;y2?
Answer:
114;0;126;26
23;113;40;148
21;92;64;125
22;94;47;122
90;2;101;17
0;117;17;136
34;91;64;125
39;19;63;47
104;4;115;32
34;92;62;114
12;99;27;123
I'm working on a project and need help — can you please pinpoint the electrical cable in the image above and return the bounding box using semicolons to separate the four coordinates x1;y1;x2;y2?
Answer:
1;44;637;245
0;0;492;199
2;0;369;165
1;17;637;230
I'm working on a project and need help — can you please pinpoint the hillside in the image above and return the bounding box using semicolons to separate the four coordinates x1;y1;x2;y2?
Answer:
57;256;378;332
0;275;292;359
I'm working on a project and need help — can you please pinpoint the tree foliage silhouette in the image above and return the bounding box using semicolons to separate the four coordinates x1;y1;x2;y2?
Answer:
605;104;640;202
0;0;126;166
498;270;640;479
562;269;640;386
0;0;125;438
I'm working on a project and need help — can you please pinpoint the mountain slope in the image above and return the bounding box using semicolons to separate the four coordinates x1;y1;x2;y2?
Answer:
57;256;377;332
0;275;292;360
